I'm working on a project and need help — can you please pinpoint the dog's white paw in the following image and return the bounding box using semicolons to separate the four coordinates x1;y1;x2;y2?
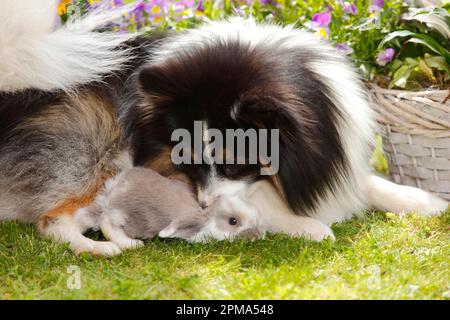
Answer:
304;222;335;242
114;238;144;250
91;241;122;256
289;217;335;242
73;240;122;256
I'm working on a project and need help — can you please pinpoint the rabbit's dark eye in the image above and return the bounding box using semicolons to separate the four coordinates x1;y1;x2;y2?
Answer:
228;217;238;226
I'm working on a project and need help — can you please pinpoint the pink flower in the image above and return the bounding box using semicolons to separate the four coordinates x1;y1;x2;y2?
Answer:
376;48;395;66
183;0;195;7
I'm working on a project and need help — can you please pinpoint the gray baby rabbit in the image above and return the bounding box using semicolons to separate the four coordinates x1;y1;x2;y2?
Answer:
71;167;262;256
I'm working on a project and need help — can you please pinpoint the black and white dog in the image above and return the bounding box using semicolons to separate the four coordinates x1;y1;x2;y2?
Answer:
0;1;447;255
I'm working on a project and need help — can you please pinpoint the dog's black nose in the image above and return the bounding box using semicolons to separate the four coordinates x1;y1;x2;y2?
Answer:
200;201;208;209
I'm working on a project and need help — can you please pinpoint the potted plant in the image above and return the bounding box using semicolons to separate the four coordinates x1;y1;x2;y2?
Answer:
369;6;450;201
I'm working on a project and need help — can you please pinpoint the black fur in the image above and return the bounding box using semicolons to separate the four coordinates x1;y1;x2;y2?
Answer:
0;90;60;145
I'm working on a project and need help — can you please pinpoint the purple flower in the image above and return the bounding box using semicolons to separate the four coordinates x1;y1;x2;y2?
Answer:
312;10;331;27
343;2;357;15
376;48;395;66
369;0;384;12
307;10;332;39
197;0;204;11
372;0;385;7
335;43;353;55
234;6;246;16
132;1;150;23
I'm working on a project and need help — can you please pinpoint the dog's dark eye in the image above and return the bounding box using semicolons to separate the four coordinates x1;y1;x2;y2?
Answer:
228;217;238;226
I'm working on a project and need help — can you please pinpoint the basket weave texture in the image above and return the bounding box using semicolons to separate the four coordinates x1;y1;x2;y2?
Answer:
369;85;450;201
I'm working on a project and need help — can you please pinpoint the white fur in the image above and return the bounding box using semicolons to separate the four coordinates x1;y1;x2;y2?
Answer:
307;57;376;224
364;175;448;215
192;181;335;243
197;178;249;209
190;195;262;242
40;210;121;256
0;0;140;92
246;181;335;241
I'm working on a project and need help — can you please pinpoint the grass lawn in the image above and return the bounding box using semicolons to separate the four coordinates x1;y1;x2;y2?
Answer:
0;210;449;299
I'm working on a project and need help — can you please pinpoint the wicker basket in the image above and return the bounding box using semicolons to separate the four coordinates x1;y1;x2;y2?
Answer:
368;85;450;201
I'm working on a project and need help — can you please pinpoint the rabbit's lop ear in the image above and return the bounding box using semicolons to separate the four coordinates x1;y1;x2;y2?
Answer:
158;217;204;239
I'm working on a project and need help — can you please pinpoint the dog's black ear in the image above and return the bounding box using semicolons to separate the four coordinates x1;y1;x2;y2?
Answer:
138;64;178;101
236;93;347;215
236;95;316;214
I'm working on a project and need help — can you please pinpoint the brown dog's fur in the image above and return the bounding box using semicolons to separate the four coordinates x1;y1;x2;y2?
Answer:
0;90;127;222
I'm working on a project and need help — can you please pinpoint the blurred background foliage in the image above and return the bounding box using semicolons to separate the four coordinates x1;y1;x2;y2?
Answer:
59;0;450;90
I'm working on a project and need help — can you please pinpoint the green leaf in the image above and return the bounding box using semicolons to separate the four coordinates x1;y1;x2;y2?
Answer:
418;59;435;80
390;64;414;88
405;57;418;65
370;134;389;174
391;59;403;70
406;8;450;40
406;37;450;62
380;31;450;63
424;55;450;72
379;30;415;48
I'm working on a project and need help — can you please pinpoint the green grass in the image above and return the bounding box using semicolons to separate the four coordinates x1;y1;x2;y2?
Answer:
0;210;449;299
